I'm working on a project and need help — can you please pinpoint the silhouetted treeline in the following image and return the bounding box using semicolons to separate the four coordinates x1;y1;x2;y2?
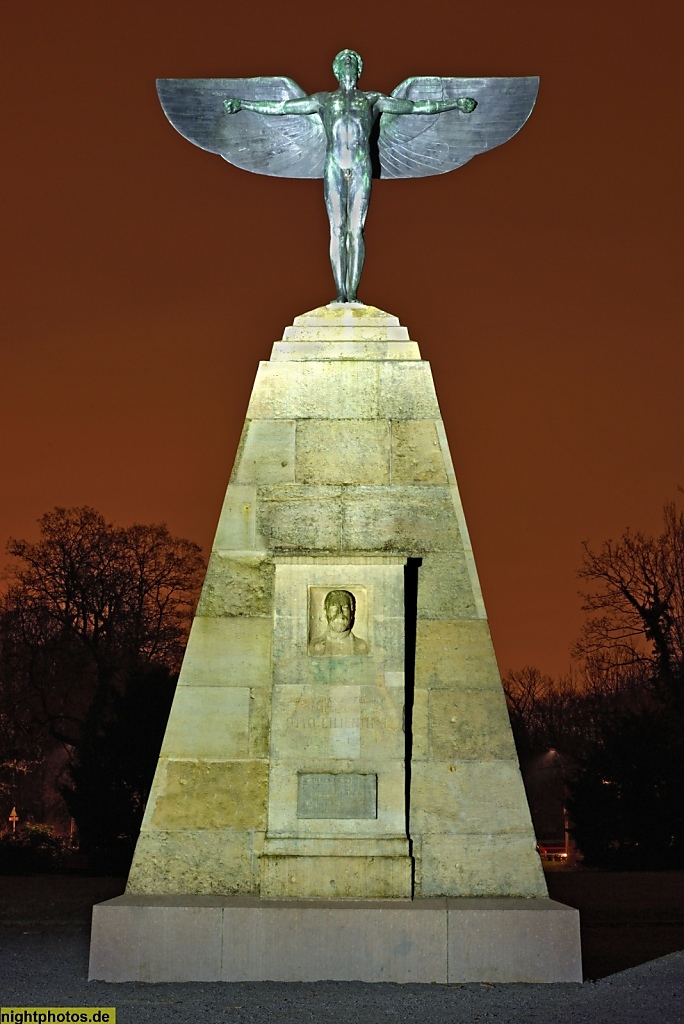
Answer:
0;506;205;872
504;500;684;870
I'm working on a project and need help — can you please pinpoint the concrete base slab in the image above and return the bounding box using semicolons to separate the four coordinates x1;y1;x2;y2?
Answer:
89;895;582;983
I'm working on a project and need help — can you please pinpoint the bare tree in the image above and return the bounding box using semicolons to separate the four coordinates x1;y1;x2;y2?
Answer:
575;500;684;700
0;506;205;745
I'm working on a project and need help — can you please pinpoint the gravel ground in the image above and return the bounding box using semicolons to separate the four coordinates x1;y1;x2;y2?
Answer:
1;927;683;1024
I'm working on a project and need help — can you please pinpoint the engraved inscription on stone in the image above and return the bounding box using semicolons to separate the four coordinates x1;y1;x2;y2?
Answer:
297;773;378;819
308;586;369;657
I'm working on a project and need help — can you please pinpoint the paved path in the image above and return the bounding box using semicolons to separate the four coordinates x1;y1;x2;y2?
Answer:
1;928;683;1024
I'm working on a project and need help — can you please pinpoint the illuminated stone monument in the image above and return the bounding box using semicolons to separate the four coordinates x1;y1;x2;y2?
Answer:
89;52;582;984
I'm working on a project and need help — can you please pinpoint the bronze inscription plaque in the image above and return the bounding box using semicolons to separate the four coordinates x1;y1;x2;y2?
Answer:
297;772;377;819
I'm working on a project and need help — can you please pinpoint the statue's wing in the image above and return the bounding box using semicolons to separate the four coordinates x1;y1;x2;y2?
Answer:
377;76;539;179
156;77;326;179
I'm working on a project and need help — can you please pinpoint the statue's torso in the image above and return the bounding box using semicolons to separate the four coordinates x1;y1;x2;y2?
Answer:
319;89;378;169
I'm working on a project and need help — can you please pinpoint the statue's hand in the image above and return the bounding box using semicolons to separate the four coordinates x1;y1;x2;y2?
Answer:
458;98;477;114
223;98;242;114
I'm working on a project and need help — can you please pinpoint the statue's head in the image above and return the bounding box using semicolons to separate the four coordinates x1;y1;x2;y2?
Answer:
324;589;355;634
332;49;363;85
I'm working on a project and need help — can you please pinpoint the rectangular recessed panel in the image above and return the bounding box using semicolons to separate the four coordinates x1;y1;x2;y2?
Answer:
297;773;377;819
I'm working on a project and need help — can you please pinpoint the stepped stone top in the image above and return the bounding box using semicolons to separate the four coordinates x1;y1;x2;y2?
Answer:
273;303;419;361
292;304;402;328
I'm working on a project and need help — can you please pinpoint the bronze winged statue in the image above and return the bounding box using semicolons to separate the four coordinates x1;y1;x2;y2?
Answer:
157;49;539;303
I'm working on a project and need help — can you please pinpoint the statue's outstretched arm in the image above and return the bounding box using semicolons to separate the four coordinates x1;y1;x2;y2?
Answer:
375;94;476;115
224;95;322;116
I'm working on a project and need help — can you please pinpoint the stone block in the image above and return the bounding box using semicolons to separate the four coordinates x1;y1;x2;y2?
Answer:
273;641;378;688
262;837;409;857
196;553;274;618
417;553;479;620
427;688;517;761
178;616;272;687
446;898;582;983
248;686;271;758
291;303;402;328
246;362;380;420
90;898;224;981
150;759;268;831
370;616;406;673
418;832;547;898
283;326;409;342
260;855;412;899
340;486;460;553
379;362;441;420
89;896;581;983
257;486;343;551
233;419;295;484
213;484;265;551
271;341;421;360
409;687;429;759
296;420;390;485
270;685;404;761
126;830;263;895
410;760;533;834
391;421;448;484
415;620;502;689
160;687;250;758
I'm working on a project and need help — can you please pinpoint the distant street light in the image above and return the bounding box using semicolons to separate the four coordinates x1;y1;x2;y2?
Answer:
8;807;18;834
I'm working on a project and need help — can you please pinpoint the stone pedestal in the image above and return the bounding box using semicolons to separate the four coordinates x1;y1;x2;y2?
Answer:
89;895;582;983
90;304;581;982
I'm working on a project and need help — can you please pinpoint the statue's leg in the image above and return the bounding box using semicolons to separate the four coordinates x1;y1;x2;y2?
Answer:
324;166;348;302
345;165;371;302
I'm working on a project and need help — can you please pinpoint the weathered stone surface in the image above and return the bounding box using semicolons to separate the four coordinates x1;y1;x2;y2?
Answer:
296;421;390;485
270;685;404;760
260;855;412;899
291;304;401;328
417;553;479;621
410;761;533;835
283;326;409;341
427;688;517;761
213;484;265;551
415;620;502;690
410;687;429;760
379;363;441;420
257;486;343;551
418;833;547;898
178;616;272;687
247;362;380;420
126;829;262;894
340;486;460;553
248;687;271;759
151;760;268;831
126;304;544;913
196;553;274;618
271;341;421;360
391;421;448;485
160;687;250;759
263;837;409;858
233;420;295;484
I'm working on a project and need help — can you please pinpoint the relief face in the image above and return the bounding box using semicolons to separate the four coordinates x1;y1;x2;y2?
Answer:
308;587;369;657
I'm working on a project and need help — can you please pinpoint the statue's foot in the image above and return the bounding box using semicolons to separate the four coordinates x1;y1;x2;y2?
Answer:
328;296;362;306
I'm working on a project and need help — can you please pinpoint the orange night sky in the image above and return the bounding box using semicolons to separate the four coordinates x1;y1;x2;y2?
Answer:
2;1;682;678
